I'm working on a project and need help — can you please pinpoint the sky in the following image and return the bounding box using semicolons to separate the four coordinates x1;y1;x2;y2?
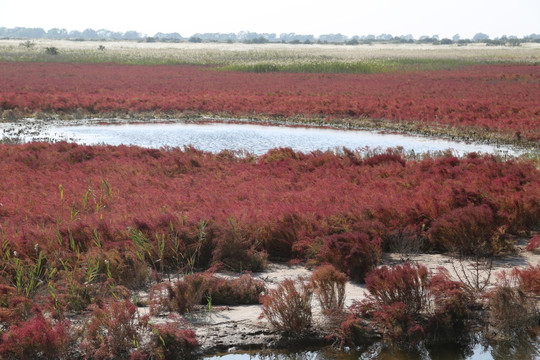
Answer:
1;0;539;39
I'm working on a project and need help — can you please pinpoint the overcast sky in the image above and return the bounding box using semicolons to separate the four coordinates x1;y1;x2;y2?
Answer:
1;0;538;38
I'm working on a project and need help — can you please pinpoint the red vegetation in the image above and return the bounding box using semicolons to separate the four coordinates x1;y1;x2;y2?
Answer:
344;264;475;347
310;264;348;314
206;274;266;306
0;62;539;140
260;278;313;334
146;322;198;360
318;231;382;282
511;265;540;295
525;234;540;252
0;308;71;359
80;299;198;359
81;300;147;359
149;273;265;315
365;263;430;314
0;143;537;286
0;143;537;353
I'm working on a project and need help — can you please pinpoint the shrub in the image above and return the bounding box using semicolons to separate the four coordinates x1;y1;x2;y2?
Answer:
310;264;348;315
81;299;147;359
374;302;425;347
101;248;150;289
365;263;430;315
45;47;58;55
211;220;268;272
259;147;299;163
384;226;422;261
207;274;266;305
337;313;374;347
427;268;474;341
0;308;72;359
488;285;537;338
428;204;503;256
148;322;198;360
511;265;540;295
319;231;382;282
149;273;208;315
363;153;406;167
525;235;540;252
260;278;312;334
0;295;34;326
358;264;475;347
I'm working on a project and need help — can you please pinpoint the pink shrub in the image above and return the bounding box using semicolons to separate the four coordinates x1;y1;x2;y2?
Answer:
337;314;374;347
365;263;430;315
512;265;540;295
310;264;348;314
319;231;382;282
525;235;540;252
357;264;475;347
207;274;266;305
427;268;474;340
149;274;207;315
374;302;425;346
0;309;72;359
148;322;198;360
81;299;147;360
428;204;502;255
260;278;313;334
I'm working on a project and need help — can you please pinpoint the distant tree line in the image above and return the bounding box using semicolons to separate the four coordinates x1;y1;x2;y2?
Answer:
1;27;539;45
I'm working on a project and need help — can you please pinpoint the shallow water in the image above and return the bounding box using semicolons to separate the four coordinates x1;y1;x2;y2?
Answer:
203;335;540;360
0;120;524;157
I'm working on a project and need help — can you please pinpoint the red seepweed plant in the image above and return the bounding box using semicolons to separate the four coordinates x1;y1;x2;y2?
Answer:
310;264;348;315
0;143;537;355
0;306;72;359
0;62;538;140
343;263;476;348
260;278;313;335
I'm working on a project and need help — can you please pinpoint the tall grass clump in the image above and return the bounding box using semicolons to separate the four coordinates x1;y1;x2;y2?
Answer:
222;58;475;74
223;60;390;74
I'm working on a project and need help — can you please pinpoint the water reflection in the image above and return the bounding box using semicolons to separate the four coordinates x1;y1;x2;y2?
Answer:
204;331;540;360
487;330;540;360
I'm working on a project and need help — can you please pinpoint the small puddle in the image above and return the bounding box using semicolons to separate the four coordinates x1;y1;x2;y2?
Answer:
0;119;526;157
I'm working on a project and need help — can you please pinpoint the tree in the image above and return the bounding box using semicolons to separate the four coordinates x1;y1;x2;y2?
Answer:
47;28;68;39
472;33;489;42
82;28;99;40
122;31;142;40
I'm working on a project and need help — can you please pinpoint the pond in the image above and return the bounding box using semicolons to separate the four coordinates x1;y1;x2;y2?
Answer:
0;119;526;157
